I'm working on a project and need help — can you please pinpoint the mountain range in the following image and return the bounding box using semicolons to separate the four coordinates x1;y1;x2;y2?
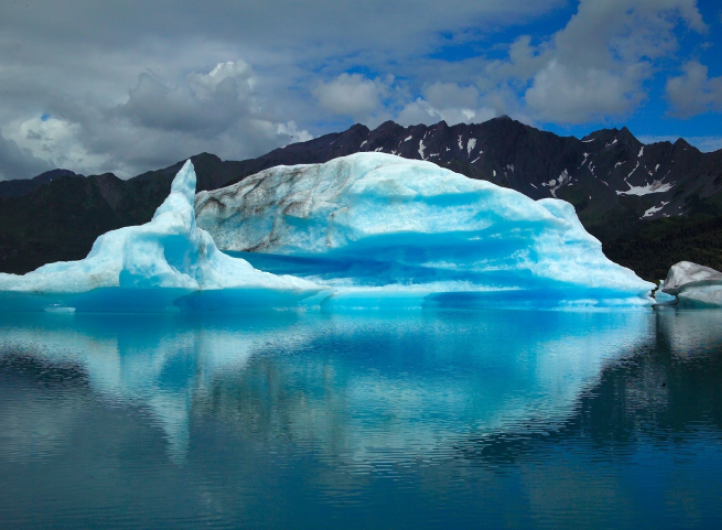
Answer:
1;116;721;281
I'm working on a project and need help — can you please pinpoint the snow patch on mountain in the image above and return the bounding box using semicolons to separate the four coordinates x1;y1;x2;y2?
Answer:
542;169;570;198
617;180;675;196
642;202;669;218
467;138;476;156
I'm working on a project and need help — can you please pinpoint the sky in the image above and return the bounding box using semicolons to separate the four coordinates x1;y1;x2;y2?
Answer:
0;0;721;180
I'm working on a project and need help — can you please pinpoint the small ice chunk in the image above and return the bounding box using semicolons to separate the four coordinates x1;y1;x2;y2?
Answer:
663;261;722;295
662;262;722;307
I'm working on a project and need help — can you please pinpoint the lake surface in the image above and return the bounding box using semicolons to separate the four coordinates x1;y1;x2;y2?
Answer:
0;307;721;529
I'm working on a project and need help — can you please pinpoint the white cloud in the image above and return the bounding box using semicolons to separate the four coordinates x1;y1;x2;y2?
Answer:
397;82;496;126
12;116;107;174
276;121;313;144
187;61;255;100
666;61;722;117
0;0;567;178
312;74;389;118
478;0;708;124
0;127;52;180
425;83;479;110
0;0;713;177
525;61;648;123
3;61;312;178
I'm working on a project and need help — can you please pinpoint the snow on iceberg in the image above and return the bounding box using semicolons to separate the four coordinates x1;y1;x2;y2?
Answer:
196;153;654;309
661;261;722;307
0;161;320;312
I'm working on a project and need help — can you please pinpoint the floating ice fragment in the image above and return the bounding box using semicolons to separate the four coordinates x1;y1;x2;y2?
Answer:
661;261;722;306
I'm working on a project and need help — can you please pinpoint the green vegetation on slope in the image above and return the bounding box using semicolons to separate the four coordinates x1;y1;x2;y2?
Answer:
597;215;722;281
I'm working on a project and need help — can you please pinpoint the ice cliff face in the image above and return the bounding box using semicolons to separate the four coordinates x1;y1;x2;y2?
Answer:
196;153;654;309
0;161;319;312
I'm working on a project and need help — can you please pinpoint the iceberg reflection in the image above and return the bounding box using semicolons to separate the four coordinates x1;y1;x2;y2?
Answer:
0;310;653;462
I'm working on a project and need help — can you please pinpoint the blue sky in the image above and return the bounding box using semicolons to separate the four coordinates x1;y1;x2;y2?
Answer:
0;0;720;179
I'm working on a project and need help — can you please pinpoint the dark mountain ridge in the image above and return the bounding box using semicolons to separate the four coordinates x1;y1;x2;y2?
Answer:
1;118;721;280
0;169;84;199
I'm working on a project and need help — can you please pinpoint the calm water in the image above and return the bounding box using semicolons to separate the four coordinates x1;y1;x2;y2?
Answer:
0;307;721;529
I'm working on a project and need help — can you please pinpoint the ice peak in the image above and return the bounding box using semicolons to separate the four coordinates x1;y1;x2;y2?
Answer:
153;160;196;219
172;160;196;200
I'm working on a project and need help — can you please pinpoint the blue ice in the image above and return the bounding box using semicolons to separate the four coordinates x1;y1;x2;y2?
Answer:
197;153;654;310
0;154;654;312
0;161;320;312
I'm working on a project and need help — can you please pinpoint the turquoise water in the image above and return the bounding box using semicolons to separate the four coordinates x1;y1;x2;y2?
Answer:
0;307;721;529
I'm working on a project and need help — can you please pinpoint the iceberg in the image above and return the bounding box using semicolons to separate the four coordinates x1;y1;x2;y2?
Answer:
661;261;722;307
196;153;654;309
0;161;320;312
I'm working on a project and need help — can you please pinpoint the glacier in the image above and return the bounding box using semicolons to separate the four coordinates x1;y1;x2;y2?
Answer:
196;153;654;309
0;161;320;312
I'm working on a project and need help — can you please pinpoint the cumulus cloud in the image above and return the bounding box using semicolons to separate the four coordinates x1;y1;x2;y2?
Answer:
0;128;53;181
2;61;311;178
11;115;107;176
480;0;707;124
525;61;648;123
666;61;722;117
312;74;388;118
119;61;257;135
530;0;705;122
0;0;713;177
0;0;567;178
276;121;314;144
397;83;496;126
